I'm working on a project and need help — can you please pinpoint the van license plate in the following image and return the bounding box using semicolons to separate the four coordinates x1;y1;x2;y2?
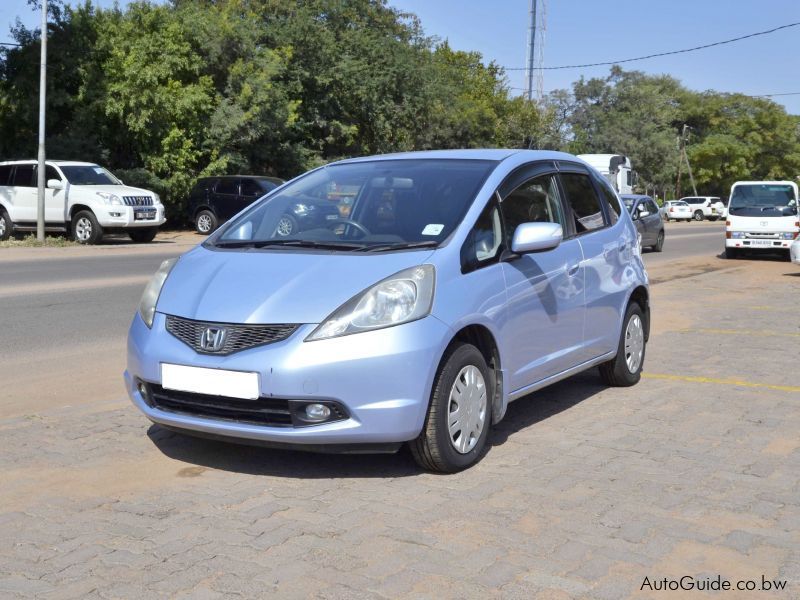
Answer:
161;363;260;399
748;239;772;247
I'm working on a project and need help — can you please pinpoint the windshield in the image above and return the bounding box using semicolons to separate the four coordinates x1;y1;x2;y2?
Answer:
729;184;797;217
60;165;121;185
212;159;496;251
622;197;635;210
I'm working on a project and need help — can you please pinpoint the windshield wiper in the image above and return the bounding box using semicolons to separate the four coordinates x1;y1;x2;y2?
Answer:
214;239;367;250
359;240;440;252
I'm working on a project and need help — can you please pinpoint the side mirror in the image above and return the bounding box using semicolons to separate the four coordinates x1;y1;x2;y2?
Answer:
47;179;64;190
511;222;562;254
639;210;650;217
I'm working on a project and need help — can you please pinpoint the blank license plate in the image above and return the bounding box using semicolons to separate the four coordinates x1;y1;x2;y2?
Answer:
135;211;155;220
748;239;773;246
161;363;260;399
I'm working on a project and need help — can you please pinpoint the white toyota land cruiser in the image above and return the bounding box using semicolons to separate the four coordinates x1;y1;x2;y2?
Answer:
0;160;166;244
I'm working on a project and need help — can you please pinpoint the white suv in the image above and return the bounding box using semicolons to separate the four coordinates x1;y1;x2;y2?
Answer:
680;196;725;221
0;160;166;244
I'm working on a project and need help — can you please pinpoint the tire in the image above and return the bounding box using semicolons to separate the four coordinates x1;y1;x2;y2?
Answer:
129;227;158;243
599;301;646;387
725;247;739;259
71;210;103;244
195;209;217;235
275;214;298;237
0;209;10;241
652;230;664;252
410;342;492;473
693;210;704;221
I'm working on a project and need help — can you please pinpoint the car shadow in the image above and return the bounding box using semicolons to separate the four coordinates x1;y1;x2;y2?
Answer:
490;370;605;446
715;251;789;262
146;370;606;478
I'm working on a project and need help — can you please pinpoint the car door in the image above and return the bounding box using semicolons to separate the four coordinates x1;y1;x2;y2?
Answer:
36;164;67;223
212;178;241;222
644;199;661;240
9;164;37;221
498;166;585;390
632;200;648;244
560;164;627;361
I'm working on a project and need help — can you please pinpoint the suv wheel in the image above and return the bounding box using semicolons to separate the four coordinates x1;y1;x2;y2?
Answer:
693;210;704;221
599;301;646;387
410;342;492;473
0;209;10;241
195;210;217;235
129;227;158;243
71;210;103;245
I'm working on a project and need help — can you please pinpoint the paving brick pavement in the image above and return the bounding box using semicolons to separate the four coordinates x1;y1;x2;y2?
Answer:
0;260;798;599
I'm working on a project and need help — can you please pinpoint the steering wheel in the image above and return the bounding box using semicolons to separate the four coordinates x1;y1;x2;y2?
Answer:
325;219;371;238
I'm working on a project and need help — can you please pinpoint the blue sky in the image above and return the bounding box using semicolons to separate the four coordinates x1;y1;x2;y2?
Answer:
2;0;799;113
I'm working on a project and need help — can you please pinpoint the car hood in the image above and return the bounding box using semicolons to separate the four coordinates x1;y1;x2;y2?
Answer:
156;246;436;324
70;184;157;197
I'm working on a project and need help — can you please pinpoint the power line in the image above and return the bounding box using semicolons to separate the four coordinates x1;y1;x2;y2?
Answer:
0;42;22;47
504;21;800;71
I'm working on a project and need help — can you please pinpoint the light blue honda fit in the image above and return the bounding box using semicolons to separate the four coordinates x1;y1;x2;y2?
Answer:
125;150;649;472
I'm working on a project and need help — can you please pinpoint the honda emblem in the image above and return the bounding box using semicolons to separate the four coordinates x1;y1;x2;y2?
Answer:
200;327;227;352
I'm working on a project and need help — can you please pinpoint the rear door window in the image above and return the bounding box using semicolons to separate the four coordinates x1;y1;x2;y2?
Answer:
215;179;239;195
12;164;35;187
240;179;263;198
560;172;607;233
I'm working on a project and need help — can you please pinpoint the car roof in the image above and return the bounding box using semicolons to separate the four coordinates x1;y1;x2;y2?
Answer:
620;194;651;200
330;148;581;165
0;160;99;167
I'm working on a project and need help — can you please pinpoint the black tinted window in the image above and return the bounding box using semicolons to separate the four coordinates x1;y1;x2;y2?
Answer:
240;179;263;197
502;173;564;244
0;165;13;185
215;179;239;195
36;165;61;182
12;165;35;187
561;173;606;233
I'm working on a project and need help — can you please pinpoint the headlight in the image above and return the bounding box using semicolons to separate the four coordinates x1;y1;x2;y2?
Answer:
730;231;746;239
96;191;122;206
306;265;435;341
153;193;162;205
139;258;178;328
780;232;796;240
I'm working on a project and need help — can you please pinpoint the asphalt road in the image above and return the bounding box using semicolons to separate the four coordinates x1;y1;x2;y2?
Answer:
0;222;730;416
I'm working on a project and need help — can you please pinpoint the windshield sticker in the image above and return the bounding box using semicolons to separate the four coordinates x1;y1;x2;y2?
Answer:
421;224;444;236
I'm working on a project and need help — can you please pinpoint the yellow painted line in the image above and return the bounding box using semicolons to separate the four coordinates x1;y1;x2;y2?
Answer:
643;373;800;393
677;328;800;339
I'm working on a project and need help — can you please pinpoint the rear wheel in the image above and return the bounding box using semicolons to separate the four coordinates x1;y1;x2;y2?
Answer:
71;210;103;245
0;209;10;241
275;214;297;237
693;210;704;221
195;210;217;235
410;342;492;473
599;302;646;387
652;230;664;252
129;227;158;243
725;247;739;259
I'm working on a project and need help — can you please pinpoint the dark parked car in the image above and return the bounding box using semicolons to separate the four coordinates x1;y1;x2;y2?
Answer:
189;176;289;234
621;194;665;252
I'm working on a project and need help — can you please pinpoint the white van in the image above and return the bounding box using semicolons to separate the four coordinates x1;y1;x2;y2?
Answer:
725;181;799;259
0;160;166;244
577;154;635;194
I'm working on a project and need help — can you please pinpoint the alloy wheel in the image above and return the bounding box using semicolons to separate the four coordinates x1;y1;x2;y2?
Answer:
197;214;212;233
75;217;92;242
624;314;644;373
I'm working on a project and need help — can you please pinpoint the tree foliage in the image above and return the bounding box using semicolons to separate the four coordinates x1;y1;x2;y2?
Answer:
1;0;798;218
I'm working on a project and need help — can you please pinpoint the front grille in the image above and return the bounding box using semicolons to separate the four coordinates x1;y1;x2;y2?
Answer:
165;315;298;355
745;232;779;239
123;196;154;206
148;385;294;426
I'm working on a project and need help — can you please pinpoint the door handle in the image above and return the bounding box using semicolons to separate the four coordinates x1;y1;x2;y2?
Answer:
567;264;580;276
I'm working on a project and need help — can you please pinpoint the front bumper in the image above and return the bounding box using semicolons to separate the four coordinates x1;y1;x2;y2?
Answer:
725;237;793;250
97;205;167;228
125;312;453;446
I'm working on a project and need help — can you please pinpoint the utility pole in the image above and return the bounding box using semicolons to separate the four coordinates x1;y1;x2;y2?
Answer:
36;0;48;243
675;134;683;199
525;0;537;101
678;124;698;197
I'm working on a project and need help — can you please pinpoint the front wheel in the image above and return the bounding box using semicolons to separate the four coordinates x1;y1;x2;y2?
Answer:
129;227;158;243
599;302;646;387
275;214;298;237
693;210;704;221
195;210;217;235
652;230;664;252
71;210;103;245
0;209;11;241
410;342;492;473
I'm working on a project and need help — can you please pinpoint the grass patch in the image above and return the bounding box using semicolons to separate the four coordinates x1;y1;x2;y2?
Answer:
0;234;78;248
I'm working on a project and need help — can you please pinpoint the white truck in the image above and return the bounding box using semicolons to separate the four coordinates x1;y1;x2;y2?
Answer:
577;154;635;195
0;160;166;244
725;180;799;259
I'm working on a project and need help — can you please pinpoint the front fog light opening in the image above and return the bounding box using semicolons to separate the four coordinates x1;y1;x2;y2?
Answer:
136;379;153;406
289;400;348;426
